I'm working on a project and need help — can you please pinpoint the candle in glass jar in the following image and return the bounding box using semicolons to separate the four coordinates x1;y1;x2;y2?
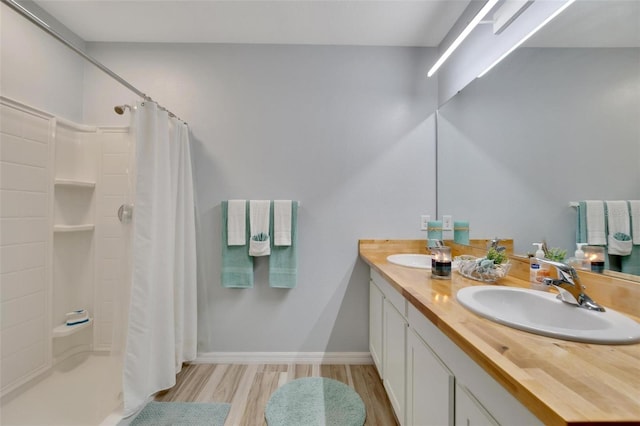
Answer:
584;246;605;273
431;247;452;279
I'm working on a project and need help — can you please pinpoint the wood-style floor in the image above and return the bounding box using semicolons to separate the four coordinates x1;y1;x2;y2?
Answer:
155;363;398;426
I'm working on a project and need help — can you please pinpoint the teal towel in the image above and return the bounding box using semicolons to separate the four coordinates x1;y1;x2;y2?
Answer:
221;201;254;288
621;247;640;275
269;201;298;288
577;201;588;244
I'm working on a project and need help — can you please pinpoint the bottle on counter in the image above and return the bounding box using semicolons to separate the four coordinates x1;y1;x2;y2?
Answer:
530;243;550;290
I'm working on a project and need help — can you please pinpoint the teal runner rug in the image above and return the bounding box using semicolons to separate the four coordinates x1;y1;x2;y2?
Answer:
124;401;231;426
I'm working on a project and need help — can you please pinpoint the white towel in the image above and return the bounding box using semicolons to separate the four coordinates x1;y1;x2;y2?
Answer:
274;200;292;246
586;200;606;245
249;200;271;256
606;201;632;255
629;200;640;245
227;200;246;246
606;201;630;236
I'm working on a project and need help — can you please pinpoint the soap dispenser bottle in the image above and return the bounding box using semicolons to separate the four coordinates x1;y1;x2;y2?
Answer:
568;243;589;270
530;243;550;290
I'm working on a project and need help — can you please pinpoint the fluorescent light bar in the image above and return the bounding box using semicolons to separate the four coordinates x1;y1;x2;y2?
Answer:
427;0;500;77
7;0;50;28
477;0;577;78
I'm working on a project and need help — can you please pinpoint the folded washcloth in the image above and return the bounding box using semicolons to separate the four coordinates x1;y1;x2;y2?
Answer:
66;309;89;326
250;232;271;256
274;200;292;246
609;233;632;256
221;201;254;288
269;200;298;288
249;200;271;256
630;200;640;245
227;200;247;246
585;200;606;245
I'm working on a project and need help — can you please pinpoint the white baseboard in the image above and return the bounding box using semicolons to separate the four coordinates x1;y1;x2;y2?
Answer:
193;352;372;365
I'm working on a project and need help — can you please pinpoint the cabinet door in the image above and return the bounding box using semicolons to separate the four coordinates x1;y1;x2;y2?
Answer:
455;383;499;426
369;280;384;375
383;299;407;425
407;328;455;426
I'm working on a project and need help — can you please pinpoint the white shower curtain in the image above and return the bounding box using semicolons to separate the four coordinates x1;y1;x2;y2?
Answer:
123;101;197;415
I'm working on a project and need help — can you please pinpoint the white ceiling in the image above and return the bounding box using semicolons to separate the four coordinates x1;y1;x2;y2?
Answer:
27;0;640;48
33;0;473;47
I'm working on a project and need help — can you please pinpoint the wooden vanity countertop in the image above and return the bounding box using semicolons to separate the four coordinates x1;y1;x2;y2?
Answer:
359;239;640;426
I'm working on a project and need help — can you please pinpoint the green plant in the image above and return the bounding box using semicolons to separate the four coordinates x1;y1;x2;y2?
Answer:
545;247;567;262
486;247;508;265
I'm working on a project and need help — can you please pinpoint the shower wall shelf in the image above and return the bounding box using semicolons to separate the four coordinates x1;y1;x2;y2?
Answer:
53;224;95;233
54;178;96;188
52;318;93;338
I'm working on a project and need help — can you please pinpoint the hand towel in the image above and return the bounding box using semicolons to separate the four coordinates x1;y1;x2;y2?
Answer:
630;200;640;245
249;200;271;256
606;201;632;255
585;200;606;245
269;200;298;288
227;200;246;246
221;201;254;288
274;200;292;246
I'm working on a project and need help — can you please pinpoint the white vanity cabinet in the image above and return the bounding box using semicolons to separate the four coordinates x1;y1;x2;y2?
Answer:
406;327;454;426
369;280;384;374
369;270;543;426
455;383;498;426
370;270;408;425
383;298;407;424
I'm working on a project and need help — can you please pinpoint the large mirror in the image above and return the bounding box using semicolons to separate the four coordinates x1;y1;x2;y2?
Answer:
437;0;640;275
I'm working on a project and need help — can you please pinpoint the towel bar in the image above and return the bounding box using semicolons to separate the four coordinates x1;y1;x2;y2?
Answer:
220;201;301;207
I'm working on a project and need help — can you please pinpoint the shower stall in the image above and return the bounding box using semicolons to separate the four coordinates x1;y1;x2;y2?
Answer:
0;96;134;425
1;2;197;423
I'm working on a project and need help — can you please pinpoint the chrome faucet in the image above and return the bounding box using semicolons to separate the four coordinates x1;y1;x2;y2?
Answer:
428;239;444;248
536;258;605;312
488;237;506;252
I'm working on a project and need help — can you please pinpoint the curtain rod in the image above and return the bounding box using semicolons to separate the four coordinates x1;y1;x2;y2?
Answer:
2;0;186;124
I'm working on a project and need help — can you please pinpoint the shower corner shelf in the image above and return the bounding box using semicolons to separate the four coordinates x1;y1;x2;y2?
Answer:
54;224;95;233
54;178;96;188
52;318;93;338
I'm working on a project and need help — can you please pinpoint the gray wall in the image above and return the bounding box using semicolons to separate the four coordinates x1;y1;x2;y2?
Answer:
83;43;438;352
1;3;85;121
438;47;640;255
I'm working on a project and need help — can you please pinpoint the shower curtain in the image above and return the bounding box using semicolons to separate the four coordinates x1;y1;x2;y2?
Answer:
123;101;197;415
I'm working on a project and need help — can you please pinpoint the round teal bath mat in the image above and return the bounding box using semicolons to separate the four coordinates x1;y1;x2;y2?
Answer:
265;377;366;426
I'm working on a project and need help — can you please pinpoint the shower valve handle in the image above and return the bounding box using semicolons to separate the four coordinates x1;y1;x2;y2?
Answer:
118;204;133;223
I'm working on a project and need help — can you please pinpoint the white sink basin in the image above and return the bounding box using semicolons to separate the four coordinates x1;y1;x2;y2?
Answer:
387;254;431;269
456;286;640;344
